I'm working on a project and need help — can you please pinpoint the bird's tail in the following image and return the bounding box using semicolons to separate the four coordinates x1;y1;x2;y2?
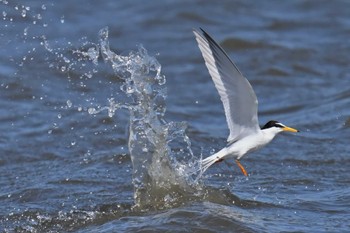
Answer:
200;148;226;174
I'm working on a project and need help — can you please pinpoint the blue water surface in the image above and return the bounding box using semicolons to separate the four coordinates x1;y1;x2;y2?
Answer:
0;0;350;232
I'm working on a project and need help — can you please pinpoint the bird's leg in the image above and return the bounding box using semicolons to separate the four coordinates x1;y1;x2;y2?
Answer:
235;160;248;176
215;158;248;176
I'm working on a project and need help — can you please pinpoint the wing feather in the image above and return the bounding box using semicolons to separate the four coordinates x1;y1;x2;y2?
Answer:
193;28;260;142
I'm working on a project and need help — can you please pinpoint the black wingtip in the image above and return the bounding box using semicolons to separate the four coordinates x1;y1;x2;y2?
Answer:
199;28;209;37
193;27;205;36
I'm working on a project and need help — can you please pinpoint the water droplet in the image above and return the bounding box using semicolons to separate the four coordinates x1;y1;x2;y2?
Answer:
84;72;92;79
157;75;166;85
63;57;70;63
21;9;26;17
23;27;28;36
66;100;72;108
126;85;134;94
88;108;96;115
87;47;99;65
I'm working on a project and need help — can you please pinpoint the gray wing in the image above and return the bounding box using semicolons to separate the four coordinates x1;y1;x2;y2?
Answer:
193;28;260;142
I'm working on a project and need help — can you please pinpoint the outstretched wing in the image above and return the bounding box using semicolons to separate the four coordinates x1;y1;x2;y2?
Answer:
193;28;260;142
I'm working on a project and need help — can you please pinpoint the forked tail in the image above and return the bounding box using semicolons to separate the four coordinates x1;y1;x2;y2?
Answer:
200;148;227;174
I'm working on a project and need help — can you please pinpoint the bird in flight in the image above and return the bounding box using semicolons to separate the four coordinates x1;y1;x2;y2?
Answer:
193;28;299;176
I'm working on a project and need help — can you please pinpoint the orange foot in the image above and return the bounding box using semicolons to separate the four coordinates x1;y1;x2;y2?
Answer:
235;160;248;176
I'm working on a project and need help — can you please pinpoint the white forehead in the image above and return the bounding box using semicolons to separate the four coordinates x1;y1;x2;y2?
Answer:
275;122;286;128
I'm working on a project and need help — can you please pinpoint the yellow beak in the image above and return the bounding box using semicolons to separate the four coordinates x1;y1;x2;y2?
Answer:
283;126;299;133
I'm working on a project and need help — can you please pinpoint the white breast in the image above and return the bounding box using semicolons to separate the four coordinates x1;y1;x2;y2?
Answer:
227;129;278;160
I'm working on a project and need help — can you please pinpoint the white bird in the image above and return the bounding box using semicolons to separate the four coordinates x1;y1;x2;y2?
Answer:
193;28;299;176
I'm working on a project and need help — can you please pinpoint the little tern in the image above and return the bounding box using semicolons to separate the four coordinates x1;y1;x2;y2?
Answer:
193;28;299;176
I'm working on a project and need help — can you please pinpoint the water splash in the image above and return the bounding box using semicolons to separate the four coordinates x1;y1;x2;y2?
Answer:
2;0;204;208
97;27;202;209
